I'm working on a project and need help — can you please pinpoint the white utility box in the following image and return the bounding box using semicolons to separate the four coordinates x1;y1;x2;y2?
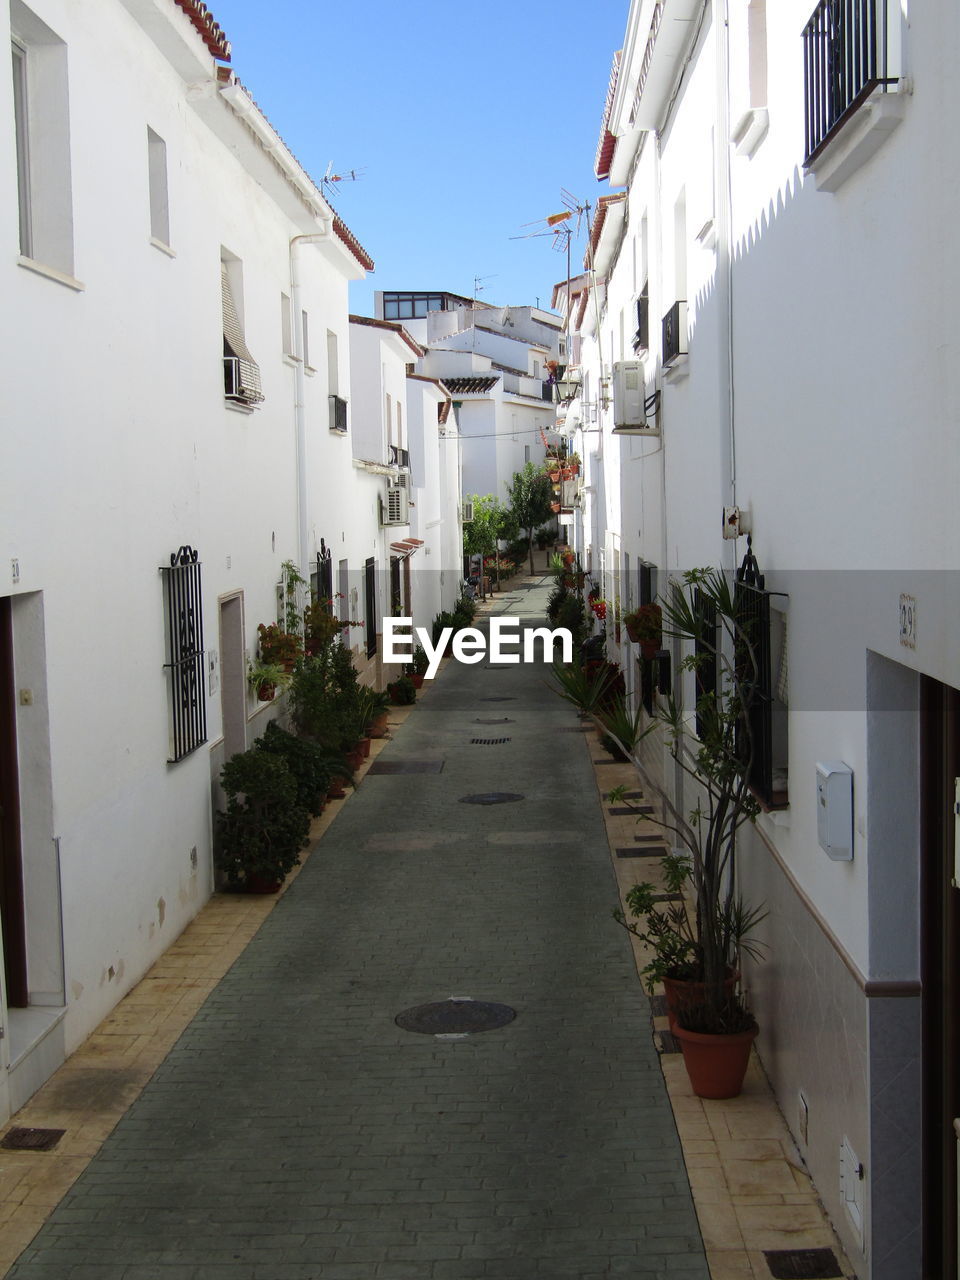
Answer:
816;761;853;860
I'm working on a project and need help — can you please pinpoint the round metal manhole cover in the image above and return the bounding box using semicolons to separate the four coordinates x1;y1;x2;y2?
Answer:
459;792;525;805
395;999;517;1035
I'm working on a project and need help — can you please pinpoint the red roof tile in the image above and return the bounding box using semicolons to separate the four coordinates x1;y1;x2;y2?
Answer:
349;314;421;355
335;216;375;273
173;0;231;61
586;192;627;265
594;50;621;179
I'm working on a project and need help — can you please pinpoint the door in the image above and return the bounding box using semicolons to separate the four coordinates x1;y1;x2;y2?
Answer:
920;677;960;1278
218;595;246;762
0;597;28;1007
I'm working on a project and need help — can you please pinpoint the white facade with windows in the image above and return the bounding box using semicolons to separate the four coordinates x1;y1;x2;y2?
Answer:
0;0;420;1122
567;2;957;1276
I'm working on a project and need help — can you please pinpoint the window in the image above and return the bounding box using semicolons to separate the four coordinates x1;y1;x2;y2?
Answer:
326;330;338;393
364;558;377;658
147;126;169;246
281;293;293;357
385;392;393;447
161;546;208;763
221;256;263;405
396;400;403;450
382;293;446;320
633;282;649;352
747;0;767;108
10;2;74;276
301;309;311;369
734;571;788;808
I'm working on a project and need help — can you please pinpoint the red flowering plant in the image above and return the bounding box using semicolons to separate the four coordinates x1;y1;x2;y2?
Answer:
257;622;302;669
303;596;363;657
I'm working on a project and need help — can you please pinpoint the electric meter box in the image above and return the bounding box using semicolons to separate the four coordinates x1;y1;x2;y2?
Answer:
816;761;853;860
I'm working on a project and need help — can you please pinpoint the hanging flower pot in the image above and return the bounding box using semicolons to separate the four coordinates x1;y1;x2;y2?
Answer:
624;603;662;652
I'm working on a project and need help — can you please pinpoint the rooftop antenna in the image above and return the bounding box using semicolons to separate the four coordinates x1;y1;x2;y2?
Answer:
472;274;497;306
321;162;366;200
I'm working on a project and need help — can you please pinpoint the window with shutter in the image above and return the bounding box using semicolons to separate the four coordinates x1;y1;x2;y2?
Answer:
221;262;264;405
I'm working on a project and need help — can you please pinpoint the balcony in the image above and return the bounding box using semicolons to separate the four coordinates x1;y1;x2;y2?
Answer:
329;395;348;433
388;444;410;469
803;0;898;164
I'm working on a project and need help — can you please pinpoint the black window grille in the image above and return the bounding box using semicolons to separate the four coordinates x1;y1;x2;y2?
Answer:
662;301;688;364
633;282;649;352
329;395;348;433
316;539;333;605
364;558;377;658
733;540;790;809
638;562;657;715
694;587;719;742
161;546;207;763
802;0;897;163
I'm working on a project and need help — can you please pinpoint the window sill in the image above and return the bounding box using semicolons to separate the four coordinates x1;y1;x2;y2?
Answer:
304;364;317;377
149;237;176;259
663;354;689;383
17;256;84;292
224;397;256;415
805;84;907;193
731;106;769;158
283;353;301;367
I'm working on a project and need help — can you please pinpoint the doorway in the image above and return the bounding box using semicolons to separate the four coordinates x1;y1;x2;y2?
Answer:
920;675;960;1278
0;597;28;1007
218;594;246;762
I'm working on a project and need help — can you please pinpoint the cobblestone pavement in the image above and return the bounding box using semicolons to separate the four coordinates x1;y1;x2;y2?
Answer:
7;578;709;1280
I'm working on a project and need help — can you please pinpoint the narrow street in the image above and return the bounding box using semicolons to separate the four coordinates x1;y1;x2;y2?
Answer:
6;576;708;1279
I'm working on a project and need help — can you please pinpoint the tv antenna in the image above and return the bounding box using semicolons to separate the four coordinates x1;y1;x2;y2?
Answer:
473;274;497;302
511;190;590;253
321;162;365;200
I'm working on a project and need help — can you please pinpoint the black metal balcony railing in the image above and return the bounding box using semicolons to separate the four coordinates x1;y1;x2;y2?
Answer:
329;394;347;433
662;300;687;365
388;444;410;468
802;0;897;163
541;381;554;402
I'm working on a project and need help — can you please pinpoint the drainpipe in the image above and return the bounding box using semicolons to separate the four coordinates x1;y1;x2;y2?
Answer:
289;228;333;578
716;0;737;573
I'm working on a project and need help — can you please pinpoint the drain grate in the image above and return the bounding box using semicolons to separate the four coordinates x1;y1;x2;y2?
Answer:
367;760;444;775
470;738;511;745
616;846;669;859
634;833;665;844
475;718;514;725
459;792;524;805
649;995;669;1018
763;1249;842;1280
559;726;590;733
656;1030;682;1054
396;999;517;1035
479;697;516;703
0;1127;65;1152
609;805;654;816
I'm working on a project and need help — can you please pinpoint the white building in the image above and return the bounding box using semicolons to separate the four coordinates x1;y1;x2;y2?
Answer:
0;0;384;1120
566;2;958;1276
374;290;562;504
347;314;462;665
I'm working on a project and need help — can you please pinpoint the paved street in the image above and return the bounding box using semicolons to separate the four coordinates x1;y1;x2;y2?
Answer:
8;578;708;1280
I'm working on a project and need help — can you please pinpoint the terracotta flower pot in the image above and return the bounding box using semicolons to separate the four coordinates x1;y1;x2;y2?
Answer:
327;777;347;799
368;713;389;738
257;684;276;702
360;736;371;758
409;673;425;690
244;873;283;895
672;1022;758;1099
346;747;364;771
661;972;739;1033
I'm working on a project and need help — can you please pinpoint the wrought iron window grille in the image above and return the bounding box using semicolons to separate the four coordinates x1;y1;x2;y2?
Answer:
633;283;650;352
802;0;898;164
662;300;688;365
329;394;348;433
161;546;207;763
734;538;788;809
388;444;410;469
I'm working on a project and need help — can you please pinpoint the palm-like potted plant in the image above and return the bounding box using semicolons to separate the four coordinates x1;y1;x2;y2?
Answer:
247;659;288;702
602;567;768;1098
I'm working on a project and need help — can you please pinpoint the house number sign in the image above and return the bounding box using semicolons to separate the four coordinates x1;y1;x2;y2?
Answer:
899;594;917;649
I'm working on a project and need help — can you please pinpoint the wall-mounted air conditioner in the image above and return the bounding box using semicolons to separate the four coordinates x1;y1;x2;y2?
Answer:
612;361;652;431
462;499;474;523
383;483;408;525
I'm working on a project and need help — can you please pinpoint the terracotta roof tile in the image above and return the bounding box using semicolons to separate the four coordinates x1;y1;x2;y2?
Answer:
443;376;500;395
595;50;621;179
349;314;421;355
173;0;231;61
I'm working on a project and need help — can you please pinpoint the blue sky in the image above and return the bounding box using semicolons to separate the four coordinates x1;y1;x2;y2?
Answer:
207;0;628;316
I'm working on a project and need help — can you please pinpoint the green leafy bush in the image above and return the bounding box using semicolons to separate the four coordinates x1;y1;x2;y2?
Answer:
215;748;310;889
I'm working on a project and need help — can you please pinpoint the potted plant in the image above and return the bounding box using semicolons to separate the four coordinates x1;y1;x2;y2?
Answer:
257;621;302;672
255;721;343;816
604;568;769;1098
214;747;310;892
407;645;429;690
387;674;416;705
358;686;391;740
623;602;663;658
247;659;288;702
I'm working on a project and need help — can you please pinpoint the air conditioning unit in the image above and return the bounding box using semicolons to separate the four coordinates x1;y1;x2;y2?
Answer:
612;361;649;430
383;483;408;526
462;500;474;524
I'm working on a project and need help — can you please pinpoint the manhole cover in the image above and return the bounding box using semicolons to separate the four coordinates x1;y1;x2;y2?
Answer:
470;738;511;745
459;793;524;805
0;1127;65;1151
396;999;517;1035
763;1250;842;1280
